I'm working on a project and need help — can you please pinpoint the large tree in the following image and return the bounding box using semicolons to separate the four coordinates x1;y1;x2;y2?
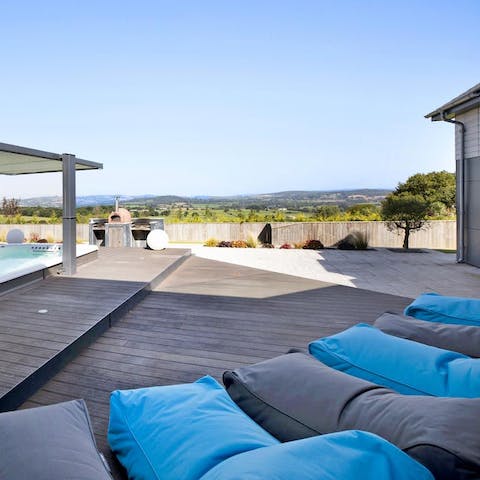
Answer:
395;171;456;213
382;171;455;249
381;192;430;249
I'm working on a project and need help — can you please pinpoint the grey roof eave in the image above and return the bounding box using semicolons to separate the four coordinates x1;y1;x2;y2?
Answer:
425;82;480;120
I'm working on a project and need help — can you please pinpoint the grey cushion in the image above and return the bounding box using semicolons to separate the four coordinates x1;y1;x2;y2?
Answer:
374;312;480;357
0;399;112;480
224;352;480;480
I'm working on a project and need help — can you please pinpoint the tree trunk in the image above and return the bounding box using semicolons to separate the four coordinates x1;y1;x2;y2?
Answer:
403;226;410;249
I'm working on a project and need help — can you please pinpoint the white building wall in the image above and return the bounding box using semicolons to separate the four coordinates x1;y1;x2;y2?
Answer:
456;107;480;267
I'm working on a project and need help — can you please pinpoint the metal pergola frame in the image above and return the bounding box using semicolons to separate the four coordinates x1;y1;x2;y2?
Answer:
0;142;103;275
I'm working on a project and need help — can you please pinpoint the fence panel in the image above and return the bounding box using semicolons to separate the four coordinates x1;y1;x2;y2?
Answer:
164;221;456;249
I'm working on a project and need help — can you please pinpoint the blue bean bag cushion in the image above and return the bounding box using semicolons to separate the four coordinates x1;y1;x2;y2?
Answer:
405;292;480;326
108;376;278;480
200;430;433;480
308;323;480;397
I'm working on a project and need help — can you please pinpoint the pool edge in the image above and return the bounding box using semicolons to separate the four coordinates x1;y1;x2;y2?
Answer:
0;249;98;296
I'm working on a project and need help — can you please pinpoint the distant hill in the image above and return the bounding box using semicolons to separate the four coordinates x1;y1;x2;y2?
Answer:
198;189;390;202
19;189;392;208
183;189;392;208
20;194;158;208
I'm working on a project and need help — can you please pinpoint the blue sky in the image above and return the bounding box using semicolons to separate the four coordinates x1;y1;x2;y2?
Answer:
0;1;479;198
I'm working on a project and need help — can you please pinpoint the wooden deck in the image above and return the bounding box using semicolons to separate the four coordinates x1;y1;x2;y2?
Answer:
18;256;412;479
0;248;189;411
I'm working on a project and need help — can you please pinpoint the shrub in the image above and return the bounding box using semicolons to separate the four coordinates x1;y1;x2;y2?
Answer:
204;238;218;247
337;231;369;250
29;232;40;243
217;240;233;248
5;214;24;224
302;239;324;250
280;243;293;249
351;231;369;250
246;235;258;248
262;243;275;248
336;235;356;250
232;240;248;248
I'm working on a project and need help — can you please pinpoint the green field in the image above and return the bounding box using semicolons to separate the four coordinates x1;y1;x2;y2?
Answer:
5;202;384;224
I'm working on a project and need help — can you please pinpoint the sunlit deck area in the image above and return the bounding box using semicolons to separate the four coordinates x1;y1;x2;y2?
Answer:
1;252;412;479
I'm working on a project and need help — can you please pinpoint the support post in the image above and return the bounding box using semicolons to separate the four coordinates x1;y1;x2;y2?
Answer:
62;153;77;275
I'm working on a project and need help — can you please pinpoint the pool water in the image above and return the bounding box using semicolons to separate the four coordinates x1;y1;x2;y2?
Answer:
0;244;97;283
0;244;62;281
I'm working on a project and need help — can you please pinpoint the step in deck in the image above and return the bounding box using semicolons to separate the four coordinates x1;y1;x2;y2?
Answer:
0;247;190;411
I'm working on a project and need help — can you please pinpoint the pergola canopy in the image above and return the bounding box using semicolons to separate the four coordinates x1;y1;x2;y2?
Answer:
0;141;103;275
0;142;102;175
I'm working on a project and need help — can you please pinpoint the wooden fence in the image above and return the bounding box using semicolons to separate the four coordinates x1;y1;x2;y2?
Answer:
165;221;456;249
0;220;456;249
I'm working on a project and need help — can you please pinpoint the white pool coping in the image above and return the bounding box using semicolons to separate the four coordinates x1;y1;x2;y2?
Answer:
0;244;98;283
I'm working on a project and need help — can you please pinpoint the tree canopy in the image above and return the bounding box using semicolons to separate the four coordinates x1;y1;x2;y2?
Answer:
1;197;20;216
395;171;455;212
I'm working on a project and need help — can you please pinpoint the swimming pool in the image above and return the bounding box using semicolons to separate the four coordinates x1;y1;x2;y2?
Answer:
0;244;97;284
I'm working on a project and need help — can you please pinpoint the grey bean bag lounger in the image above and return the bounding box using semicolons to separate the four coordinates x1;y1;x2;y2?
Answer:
0;399;113;480
223;352;480;480
374;312;480;358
